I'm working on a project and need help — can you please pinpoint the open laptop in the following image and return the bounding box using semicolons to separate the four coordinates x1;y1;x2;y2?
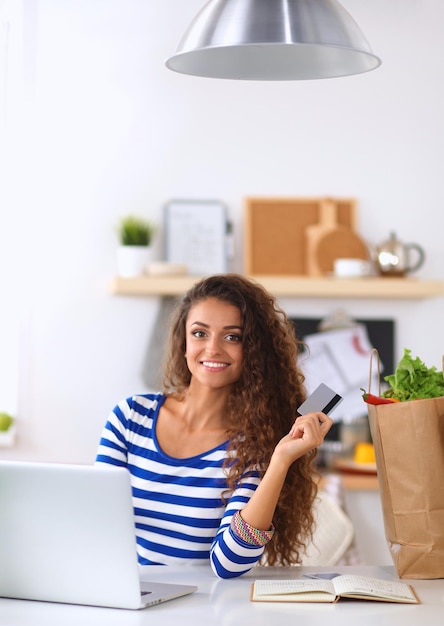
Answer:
0;460;197;609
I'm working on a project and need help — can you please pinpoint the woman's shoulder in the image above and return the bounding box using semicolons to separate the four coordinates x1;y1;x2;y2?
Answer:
123;392;166;415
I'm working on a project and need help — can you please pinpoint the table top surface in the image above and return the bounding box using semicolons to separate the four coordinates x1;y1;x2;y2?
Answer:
1;564;443;626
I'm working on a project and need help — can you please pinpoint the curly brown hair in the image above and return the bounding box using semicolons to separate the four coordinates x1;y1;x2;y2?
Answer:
162;273;318;566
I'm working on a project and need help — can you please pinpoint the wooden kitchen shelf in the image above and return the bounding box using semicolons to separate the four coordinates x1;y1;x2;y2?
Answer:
319;472;379;492
110;275;444;299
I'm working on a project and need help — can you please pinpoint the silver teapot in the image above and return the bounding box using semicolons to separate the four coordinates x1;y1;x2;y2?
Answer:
376;232;425;277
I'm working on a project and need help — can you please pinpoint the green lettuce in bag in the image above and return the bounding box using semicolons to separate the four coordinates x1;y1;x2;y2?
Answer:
382;348;444;401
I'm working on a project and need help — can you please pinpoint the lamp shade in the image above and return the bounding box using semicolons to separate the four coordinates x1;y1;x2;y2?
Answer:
165;0;381;80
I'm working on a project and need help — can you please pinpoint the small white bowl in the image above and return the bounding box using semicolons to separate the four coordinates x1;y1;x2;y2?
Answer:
147;262;188;276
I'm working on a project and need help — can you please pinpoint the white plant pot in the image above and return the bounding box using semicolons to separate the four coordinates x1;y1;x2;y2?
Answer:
117;245;152;277
0;425;16;448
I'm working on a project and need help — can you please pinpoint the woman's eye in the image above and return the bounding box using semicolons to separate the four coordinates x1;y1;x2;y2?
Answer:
226;333;242;342
190;330;242;342
192;330;207;338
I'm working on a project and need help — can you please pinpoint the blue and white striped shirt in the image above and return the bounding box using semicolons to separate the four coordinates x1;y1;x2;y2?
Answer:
95;393;263;578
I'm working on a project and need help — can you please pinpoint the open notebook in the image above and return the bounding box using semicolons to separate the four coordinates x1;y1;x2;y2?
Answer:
0;460;197;609
251;575;419;604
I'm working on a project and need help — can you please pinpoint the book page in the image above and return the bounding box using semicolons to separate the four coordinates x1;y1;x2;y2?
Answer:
252;579;336;603
333;575;418;603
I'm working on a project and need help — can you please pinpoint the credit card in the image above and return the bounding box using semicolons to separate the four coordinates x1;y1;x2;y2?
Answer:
297;383;342;416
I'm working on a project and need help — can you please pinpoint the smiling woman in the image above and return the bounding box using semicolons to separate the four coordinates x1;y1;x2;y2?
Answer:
96;273;333;578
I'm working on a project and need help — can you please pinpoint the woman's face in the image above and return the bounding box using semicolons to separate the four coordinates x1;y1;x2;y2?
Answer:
185;297;244;390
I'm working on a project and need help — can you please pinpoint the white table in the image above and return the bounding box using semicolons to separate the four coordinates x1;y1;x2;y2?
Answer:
1;565;443;625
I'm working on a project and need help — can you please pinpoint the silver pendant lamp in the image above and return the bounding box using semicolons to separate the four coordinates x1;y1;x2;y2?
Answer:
166;0;381;80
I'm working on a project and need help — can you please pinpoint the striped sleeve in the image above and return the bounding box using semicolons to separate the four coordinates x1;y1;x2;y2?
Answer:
209;473;265;578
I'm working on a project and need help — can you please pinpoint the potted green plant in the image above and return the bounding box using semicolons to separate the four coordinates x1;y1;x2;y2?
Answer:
118;215;155;246
116;215;156;277
0;411;16;448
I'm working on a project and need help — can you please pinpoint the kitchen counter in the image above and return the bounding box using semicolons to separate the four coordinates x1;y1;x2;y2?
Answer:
1;564;442;625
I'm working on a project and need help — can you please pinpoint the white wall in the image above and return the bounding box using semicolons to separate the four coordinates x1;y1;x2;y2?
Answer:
1;0;443;463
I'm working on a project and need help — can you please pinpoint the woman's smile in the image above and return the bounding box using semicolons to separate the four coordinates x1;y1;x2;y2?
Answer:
201;360;230;370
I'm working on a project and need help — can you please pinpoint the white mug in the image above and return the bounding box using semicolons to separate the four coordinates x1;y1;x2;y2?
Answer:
333;258;371;278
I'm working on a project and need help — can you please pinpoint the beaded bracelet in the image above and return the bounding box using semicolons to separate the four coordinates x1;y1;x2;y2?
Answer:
231;510;275;547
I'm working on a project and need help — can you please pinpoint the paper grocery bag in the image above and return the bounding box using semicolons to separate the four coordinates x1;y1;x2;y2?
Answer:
367;356;444;579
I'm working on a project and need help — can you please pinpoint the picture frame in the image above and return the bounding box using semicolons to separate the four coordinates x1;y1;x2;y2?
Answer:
244;196;358;276
164;199;228;276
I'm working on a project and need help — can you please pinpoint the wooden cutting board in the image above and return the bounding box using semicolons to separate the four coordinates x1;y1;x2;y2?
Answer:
316;229;369;275
305;199;368;276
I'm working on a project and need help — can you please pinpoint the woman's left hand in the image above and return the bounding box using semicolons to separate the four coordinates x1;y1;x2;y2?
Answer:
274;412;333;466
